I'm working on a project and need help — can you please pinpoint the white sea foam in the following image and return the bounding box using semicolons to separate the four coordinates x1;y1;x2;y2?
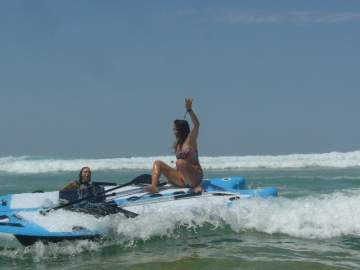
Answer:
113;190;360;240
224;192;360;239
1;150;360;174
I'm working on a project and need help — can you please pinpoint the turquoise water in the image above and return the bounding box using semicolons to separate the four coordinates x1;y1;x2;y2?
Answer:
1;168;360;269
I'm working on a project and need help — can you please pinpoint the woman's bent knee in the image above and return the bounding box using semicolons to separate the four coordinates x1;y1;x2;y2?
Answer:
153;160;164;168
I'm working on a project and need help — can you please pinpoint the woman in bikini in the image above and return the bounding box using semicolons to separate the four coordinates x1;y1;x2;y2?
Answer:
146;98;203;193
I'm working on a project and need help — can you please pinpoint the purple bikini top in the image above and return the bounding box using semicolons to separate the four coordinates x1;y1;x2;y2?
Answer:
176;148;196;160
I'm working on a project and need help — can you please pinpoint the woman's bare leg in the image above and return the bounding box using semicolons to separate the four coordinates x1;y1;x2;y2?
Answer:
147;160;185;193
176;159;203;192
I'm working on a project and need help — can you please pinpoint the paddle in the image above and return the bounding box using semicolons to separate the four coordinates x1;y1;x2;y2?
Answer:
41;174;152;216
70;199;139;218
69;181;171;218
92;181;118;186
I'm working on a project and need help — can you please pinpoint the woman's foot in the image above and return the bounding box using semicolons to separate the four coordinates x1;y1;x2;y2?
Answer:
192;185;202;194
144;185;159;193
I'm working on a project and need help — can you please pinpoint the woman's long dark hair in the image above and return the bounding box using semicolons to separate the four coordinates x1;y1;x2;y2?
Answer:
173;119;190;152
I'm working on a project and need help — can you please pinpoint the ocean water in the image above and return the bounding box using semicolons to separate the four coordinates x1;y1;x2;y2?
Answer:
1;152;360;269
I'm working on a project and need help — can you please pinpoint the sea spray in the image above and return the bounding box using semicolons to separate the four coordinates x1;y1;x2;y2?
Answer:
112;190;360;241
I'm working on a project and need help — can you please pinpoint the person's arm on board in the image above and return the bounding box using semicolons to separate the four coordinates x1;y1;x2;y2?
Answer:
61;181;78;191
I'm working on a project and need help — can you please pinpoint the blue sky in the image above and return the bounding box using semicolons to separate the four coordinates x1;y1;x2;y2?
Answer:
0;1;359;157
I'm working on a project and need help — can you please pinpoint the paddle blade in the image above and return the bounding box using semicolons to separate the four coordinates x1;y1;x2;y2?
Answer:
116;207;139;218
131;174;152;185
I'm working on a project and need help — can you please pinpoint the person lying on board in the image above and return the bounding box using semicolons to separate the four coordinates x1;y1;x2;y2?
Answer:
146;98;203;193
62;166;92;191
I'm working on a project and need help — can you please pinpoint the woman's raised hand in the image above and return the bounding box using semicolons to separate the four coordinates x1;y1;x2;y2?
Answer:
185;98;193;111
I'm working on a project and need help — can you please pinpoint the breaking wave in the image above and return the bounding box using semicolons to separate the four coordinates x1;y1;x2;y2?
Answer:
1;150;360;174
